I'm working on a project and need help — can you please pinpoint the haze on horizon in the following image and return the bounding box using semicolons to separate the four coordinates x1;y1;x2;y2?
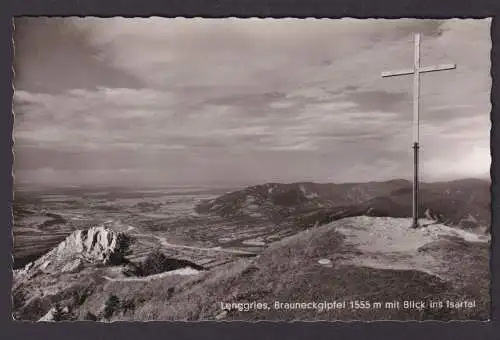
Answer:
12;18;492;188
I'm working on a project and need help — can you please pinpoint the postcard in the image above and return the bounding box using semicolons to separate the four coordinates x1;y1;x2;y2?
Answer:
12;17;491;321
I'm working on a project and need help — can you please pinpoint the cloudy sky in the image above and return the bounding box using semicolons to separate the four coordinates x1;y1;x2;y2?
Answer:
13;17;491;187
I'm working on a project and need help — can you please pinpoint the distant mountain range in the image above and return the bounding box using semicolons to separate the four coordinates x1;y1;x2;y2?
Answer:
195;178;490;232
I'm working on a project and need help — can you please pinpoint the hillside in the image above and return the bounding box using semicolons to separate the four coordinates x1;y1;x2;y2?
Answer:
195;178;490;231
12;227;206;321
21;216;487;322
12;178;490;321
124;217;487;321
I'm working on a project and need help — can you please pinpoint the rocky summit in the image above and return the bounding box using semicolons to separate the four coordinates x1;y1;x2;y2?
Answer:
15;226;132;277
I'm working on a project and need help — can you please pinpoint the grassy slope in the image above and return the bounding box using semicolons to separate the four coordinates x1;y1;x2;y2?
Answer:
79;219;489;321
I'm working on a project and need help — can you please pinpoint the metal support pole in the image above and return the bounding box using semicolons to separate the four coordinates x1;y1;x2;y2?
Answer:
412;142;420;228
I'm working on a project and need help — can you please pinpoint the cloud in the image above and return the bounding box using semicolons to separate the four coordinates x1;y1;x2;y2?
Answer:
13;18;144;93
12;18;491;186
424;145;491;180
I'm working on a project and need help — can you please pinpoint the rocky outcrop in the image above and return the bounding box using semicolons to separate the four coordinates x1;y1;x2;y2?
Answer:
16;226;132;277
52;226;131;265
61;258;84;274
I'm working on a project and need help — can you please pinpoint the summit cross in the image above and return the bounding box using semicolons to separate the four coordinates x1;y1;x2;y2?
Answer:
381;33;457;228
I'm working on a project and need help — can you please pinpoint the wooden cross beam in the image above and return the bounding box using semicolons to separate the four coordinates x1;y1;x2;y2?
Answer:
381;33;456;228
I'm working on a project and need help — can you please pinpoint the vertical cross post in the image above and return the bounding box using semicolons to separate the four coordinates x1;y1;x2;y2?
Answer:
381;33;456;228
412;33;421;229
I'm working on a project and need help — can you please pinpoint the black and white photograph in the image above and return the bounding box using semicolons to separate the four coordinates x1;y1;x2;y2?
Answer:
12;17;491;321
